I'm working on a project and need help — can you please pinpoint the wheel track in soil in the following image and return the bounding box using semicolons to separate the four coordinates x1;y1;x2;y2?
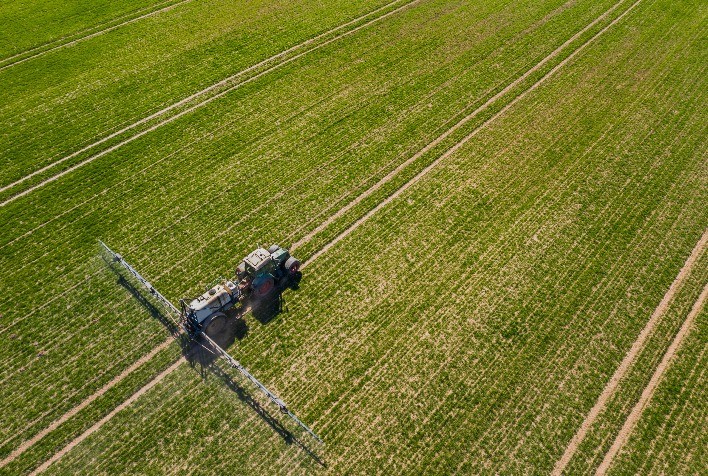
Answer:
595;280;708;475
552;229;708;475
0;339;173;468
630;332;708;475
300;0;643;264
28;358;184;476
636;344;707;473
10;0;647;472
0;0;193;72
0;0;418;204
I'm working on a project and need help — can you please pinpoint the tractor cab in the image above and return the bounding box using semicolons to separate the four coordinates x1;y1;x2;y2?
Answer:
243;248;276;277
236;245;301;296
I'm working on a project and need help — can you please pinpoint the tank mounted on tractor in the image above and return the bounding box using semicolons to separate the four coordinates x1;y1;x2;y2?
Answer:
180;245;300;338
98;241;319;442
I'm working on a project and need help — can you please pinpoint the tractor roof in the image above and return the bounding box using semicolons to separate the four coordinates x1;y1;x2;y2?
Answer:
244;248;272;272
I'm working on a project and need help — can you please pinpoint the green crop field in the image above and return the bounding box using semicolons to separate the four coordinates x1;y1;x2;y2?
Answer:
0;0;705;474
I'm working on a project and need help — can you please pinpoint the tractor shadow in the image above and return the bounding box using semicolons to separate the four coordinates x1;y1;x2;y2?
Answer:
185;309;248;367
115;273;248;360
251;272;302;325
110;265;248;365
112;268;324;466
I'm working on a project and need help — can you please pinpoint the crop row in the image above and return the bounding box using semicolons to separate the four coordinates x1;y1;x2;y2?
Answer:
32;0;708;472
0;0;622;459
0;0;397;187
0;0;172;60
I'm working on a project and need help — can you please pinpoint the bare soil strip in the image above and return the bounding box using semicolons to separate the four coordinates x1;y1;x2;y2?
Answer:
29;358;184;476
0;0;194;72
552;230;708;475
0;0;414;200
15;1;643;471
0;338;174;468
595;280;708;475
303;0;643;265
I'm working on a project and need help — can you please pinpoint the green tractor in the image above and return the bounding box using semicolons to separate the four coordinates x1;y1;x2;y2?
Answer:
236;244;301;297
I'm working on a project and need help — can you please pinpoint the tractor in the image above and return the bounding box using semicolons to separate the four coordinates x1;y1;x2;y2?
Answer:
180;244;300;338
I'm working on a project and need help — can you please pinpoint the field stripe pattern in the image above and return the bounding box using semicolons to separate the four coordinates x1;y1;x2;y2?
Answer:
0;0;194;72
0;0;418;203
5;2;644;466
596;281;708;474
553;230;708;474
1;0;705;473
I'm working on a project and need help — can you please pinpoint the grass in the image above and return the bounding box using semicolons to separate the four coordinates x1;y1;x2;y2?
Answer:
0;0;705;473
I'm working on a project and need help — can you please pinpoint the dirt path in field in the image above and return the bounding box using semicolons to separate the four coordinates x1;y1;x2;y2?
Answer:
552;230;708;475
0;0;418;205
595;280;708;475
301;0;643;265
15;0;644;471
0;0;194;72
28;358;184;475
0;338;174;469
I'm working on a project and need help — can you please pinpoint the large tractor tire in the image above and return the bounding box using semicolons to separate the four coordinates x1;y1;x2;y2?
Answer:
284;256;301;275
202;312;227;339
254;276;275;296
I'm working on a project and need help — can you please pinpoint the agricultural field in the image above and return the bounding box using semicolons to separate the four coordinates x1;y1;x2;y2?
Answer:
0;0;705;474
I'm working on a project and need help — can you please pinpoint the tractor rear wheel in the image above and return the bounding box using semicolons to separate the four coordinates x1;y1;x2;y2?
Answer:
254;276;275;296
203;312;227;338
284;256;301;275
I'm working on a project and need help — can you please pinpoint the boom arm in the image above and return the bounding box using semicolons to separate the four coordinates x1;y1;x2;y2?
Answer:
99;240;321;443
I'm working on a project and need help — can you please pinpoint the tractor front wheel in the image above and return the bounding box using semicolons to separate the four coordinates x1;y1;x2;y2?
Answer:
284;257;301;275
